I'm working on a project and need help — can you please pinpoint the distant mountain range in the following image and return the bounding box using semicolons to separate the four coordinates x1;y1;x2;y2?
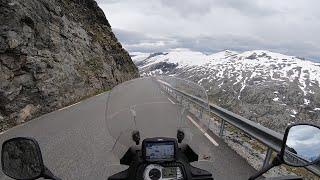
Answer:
131;48;320;132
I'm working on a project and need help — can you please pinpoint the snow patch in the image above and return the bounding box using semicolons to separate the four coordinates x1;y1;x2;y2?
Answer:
291;109;298;115
238;77;248;100
304;99;310;105
131;52;150;62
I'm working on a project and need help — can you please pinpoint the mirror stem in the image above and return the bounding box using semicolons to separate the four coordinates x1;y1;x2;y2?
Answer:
43;166;61;180
248;155;282;180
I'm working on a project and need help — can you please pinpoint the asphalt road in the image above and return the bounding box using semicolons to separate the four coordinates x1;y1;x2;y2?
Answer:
0;78;257;180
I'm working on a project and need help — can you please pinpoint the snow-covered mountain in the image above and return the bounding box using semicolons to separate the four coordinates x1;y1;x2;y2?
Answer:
131;48;320;132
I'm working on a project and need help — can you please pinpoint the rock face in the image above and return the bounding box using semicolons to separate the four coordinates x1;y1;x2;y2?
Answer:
0;0;139;130
132;49;320;133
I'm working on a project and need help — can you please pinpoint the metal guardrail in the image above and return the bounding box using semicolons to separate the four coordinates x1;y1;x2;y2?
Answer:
157;79;320;177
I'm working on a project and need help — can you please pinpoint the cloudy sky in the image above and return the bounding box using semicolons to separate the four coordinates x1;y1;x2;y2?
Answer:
97;0;320;61
286;125;320;160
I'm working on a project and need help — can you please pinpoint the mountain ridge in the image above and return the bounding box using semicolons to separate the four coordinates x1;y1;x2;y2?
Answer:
132;48;320;132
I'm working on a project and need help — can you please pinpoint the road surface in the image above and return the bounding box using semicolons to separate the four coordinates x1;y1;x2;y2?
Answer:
0;78;257;179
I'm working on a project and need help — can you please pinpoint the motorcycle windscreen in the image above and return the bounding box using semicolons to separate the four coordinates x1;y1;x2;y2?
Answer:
105;76;212;161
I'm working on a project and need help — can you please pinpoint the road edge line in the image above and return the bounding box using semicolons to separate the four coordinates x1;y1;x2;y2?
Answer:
187;115;219;146
167;98;175;104
0;92;109;136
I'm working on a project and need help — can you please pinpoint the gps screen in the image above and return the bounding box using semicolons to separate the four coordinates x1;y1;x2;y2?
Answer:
145;142;175;161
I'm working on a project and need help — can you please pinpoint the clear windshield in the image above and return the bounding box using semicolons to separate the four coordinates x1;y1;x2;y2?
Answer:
105;76;211;159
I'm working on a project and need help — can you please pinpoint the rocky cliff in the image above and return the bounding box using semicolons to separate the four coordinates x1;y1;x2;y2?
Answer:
0;0;139;130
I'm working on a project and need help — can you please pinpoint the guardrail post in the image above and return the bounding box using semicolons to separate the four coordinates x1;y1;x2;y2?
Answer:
186;102;190;110
262;148;273;168
219;120;225;137
198;107;203;119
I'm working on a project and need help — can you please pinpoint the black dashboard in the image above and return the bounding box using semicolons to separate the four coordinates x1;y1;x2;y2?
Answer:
141;138;183;179
108;137;213;180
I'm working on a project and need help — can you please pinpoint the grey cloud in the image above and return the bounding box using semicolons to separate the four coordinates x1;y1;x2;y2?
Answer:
159;0;279;17
113;28;174;52
159;0;214;16
98;0;278;17
114;29;150;44
99;1;320;61
214;0;279;16
114;29;320;61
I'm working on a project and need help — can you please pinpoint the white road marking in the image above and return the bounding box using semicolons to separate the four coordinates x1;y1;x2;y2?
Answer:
0;93;108;136
1;102;79;136
58;102;81;111
187;115;219;146
157;80;171;87
167;98;175;104
95;92;105;97
1;100;88;136
0;117;41;136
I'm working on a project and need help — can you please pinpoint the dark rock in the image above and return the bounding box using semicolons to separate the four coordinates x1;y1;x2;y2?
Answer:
246;53;257;59
146;52;168;60
149;62;178;73
0;0;139;130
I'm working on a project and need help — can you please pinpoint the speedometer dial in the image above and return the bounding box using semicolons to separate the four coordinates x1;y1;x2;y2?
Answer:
143;164;183;180
149;168;161;180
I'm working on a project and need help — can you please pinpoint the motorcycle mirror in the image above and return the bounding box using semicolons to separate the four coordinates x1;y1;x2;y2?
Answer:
280;124;320;167
132;130;140;145
177;129;185;143
249;123;320;180
1;137;44;180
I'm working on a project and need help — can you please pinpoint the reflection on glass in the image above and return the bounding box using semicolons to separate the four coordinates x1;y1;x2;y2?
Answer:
2;139;43;179
284;125;320;166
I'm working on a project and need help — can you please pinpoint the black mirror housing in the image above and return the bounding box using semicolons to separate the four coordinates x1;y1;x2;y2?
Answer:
249;123;320;180
131;130;140;145
280;123;320;167
1;137;45;180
